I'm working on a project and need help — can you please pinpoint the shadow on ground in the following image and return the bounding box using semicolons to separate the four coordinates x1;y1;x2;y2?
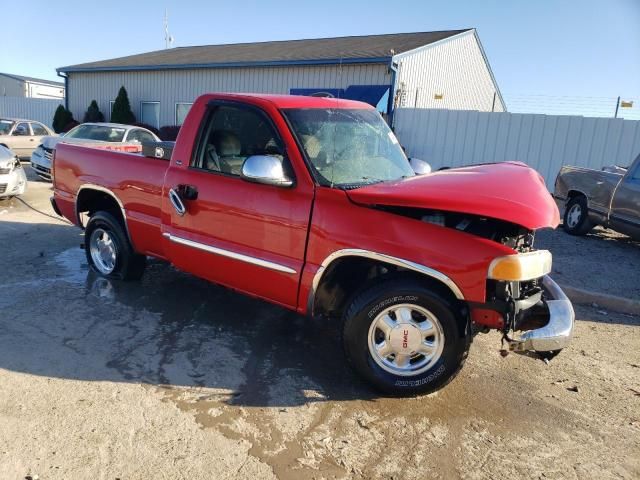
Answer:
0;219;376;408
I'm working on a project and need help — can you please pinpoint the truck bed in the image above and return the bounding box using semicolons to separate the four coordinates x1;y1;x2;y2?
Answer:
53;142;169;258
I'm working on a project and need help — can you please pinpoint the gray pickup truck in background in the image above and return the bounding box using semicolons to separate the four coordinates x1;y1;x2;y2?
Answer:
554;153;640;239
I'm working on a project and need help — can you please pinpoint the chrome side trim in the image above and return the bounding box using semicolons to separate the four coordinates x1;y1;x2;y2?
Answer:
163;232;297;274
75;184;132;242
308;249;465;315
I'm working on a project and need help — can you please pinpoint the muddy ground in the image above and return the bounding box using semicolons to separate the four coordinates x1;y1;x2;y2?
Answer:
0;171;638;479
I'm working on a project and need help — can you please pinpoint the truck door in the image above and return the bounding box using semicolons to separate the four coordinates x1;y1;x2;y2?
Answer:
162;101;314;308
609;154;640;238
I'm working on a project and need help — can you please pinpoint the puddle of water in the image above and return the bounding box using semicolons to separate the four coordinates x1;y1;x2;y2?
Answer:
0;248;88;309
52;247;89;285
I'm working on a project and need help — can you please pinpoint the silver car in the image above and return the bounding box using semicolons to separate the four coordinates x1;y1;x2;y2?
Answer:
0;118;54;159
0;145;27;199
31;122;160;181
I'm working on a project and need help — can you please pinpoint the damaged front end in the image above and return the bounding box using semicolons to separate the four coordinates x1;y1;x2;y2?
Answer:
345;161;573;357
372;206;575;356
477;232;575;357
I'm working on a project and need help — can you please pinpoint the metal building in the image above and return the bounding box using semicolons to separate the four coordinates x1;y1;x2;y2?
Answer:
0;72;65;99
57;29;505;129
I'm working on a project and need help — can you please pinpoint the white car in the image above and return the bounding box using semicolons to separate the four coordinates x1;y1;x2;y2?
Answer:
31;122;160;181
0;145;27;199
0;118;54;159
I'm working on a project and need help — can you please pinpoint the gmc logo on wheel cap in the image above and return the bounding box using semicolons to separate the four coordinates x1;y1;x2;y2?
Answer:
402;330;409;349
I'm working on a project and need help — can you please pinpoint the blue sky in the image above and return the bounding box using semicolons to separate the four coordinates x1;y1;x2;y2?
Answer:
2;0;639;113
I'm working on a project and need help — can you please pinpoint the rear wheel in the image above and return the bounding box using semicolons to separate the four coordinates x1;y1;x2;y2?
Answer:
85;211;146;280
563;196;593;235
342;279;470;396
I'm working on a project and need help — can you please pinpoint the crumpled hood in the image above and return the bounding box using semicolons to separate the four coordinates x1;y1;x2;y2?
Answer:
346;162;560;230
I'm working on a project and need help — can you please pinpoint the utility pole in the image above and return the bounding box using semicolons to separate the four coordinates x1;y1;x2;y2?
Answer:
614;96;620;118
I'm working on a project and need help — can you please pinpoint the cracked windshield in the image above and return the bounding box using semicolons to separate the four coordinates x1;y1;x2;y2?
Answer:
284;108;414;187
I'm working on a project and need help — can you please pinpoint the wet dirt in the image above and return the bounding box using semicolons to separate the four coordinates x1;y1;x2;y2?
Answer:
0;173;638;479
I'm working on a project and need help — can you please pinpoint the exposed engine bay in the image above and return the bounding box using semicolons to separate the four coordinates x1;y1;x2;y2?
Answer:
376;205;535;251
375;205;554;349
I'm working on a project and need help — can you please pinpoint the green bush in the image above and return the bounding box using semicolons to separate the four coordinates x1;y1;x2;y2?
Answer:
111;86;136;124
52;105;74;134
62;120;80;133
83;100;105;123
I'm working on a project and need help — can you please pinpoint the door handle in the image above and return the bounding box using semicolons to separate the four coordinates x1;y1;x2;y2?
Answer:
168;188;186;216
30;138;35;142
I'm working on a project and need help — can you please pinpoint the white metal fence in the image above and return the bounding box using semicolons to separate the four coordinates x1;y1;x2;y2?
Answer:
0;97;63;127
394;108;640;186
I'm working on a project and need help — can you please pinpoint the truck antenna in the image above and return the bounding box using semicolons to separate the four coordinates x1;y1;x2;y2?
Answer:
164;10;174;49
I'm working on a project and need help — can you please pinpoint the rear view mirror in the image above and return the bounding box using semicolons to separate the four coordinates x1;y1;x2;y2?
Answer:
410;158;432;175
241;155;293;187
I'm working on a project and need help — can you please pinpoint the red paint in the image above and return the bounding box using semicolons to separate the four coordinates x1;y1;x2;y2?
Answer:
52;93;560;329
470;308;505;330
347;162;560;230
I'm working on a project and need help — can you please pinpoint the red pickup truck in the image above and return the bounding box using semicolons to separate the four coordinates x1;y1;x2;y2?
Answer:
51;93;574;396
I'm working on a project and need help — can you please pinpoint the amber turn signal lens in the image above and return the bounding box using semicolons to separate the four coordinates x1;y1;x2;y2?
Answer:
488;250;552;281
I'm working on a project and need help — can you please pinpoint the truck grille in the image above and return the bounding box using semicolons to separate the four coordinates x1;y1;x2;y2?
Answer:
0;184;7;194
43;147;53;160
0;168;10;175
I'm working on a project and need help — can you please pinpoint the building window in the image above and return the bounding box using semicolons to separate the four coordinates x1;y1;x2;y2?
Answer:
175;103;193;126
140;101;160;129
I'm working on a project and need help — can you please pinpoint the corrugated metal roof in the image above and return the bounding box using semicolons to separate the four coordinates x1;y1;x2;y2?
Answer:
58;30;470;72
0;72;64;86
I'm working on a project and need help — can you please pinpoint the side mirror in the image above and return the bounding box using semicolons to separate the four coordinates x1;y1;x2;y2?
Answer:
241;155;293;187
409;158;432;175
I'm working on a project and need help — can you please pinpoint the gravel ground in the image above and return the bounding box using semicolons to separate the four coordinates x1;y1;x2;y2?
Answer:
0;171;638;479
536;225;640;300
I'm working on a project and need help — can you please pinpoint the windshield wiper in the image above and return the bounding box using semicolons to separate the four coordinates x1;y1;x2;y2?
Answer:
335;177;385;190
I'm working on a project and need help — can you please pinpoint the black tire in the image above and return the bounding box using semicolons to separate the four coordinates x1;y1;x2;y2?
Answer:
84;211;146;280
342;279;470;396
563;196;593;236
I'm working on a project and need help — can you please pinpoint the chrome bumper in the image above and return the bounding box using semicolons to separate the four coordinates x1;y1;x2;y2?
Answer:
509;276;575;352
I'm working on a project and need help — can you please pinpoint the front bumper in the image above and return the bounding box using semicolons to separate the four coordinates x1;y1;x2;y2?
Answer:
31;149;53;181
0;166;27;198
508;276;575;352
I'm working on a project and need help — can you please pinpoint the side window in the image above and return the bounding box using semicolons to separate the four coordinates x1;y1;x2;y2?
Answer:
13;122;30;136
128;129;156;143
193;105;284;177
31;123;48;136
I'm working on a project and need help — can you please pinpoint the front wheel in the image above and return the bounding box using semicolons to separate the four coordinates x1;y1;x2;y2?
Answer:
563;196;593;235
85;211;146;280
342;279;470;396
